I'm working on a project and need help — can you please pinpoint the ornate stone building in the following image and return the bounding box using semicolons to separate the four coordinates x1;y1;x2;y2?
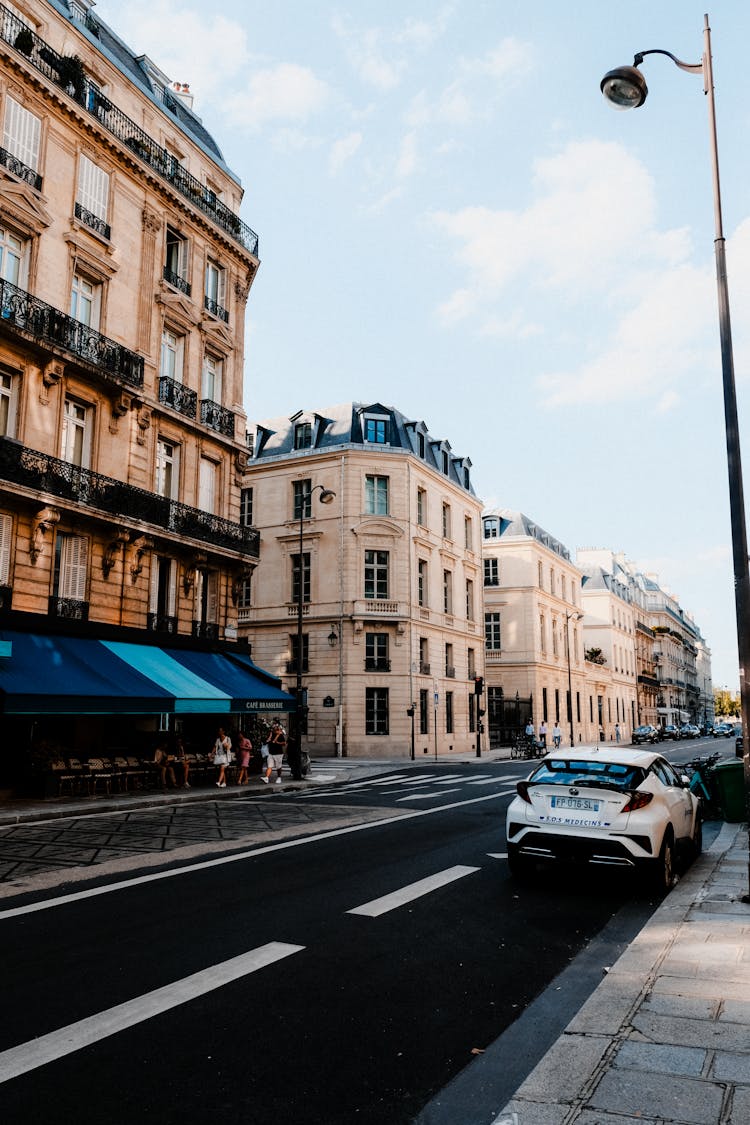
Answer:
0;0;273;785
241;403;484;758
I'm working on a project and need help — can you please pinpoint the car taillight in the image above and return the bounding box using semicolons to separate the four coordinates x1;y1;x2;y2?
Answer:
516;780;532;804
622;791;653;813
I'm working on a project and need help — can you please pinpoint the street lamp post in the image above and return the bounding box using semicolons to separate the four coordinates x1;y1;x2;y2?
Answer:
292;482;336;779
565;611;582;747
602;13;750;897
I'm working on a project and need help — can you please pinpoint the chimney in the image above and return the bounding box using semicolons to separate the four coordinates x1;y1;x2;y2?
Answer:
172;82;194;110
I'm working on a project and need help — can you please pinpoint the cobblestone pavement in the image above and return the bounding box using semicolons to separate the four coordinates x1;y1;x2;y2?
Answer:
0;797;393;894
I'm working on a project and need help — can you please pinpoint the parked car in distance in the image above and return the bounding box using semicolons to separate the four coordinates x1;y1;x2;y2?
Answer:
633;724;660;744
713;722;734;738
662;725;680;741
679;724;700;739
506;748;701;894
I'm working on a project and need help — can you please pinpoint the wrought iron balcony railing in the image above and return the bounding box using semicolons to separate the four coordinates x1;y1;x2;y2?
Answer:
419;661;431;675
74;200;110;240
0;439;260;556
147;612;178;634
286;659;309;674
445;666;456;678
159;376;197;419
0;144;42;190
1;5;259;257
163;266;191;297
203;296;229;323
192;621;219;640
365;658;391;672
0;278;144;388
48;596;89;621
200;398;235;437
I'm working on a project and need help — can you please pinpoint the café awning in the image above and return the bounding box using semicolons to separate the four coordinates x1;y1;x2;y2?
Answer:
0;631;294;715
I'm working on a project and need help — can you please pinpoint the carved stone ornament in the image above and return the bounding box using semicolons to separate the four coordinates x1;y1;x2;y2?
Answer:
136;404;152;445
233;448;249;484
130;535;154;583
102;528;129;578
30;507;60;564
39;360;64;405
142;209;162;234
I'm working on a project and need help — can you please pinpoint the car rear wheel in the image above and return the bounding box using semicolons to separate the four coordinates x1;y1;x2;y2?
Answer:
649;831;675;895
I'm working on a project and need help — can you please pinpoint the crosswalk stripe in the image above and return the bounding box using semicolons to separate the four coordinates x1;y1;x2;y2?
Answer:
395;788;462;802
347;865;480;917
0;942;304;1083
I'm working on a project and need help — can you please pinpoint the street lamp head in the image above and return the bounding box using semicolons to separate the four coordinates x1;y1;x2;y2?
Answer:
328;627;338;647
318;487;336;505
601;65;648;109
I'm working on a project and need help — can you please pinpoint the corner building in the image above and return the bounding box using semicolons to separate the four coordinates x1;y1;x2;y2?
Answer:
0;0;283;791
242;403;484;758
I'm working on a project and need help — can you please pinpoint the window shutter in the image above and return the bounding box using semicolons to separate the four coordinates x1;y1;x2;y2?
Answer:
61;535;88;600
3;98;41;169
78;155;109;219
206;571;218;623
167;559;177;616
199;458;216;513
0;512;11;583
148;554;159;614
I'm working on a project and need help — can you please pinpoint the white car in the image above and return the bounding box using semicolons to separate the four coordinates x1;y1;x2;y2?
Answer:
505;748;701;893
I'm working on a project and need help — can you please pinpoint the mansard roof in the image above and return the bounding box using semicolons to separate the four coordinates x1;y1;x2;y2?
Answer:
482;507;571;562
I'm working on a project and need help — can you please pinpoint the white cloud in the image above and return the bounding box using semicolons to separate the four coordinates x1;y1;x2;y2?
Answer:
396;131;418;178
330;132;363;175
332;7;455;91
224;64;330;129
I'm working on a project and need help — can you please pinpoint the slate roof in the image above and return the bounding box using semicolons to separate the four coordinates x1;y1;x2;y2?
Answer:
482;507;571;562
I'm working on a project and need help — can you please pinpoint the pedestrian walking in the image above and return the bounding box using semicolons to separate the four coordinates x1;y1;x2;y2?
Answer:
236;732;252;785
262;719;287;785
524;718;534;747
538;720;547;749
552;722;562;749
211;727;232;788
615;722;621;743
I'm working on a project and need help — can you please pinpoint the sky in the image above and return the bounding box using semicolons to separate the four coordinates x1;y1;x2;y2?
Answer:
94;0;750;690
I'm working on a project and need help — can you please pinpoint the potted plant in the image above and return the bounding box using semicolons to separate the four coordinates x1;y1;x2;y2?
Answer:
13;28;34;56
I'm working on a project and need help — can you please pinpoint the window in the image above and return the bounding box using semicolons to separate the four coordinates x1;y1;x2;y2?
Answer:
485;612;501;650
164;226;189;292
70;272;100;328
416;487;426;526
294;422;312;449
552;620;558;657
419;636;429;674
204;258;227;320
483;518;498;538
538;561;544;586
0;367;19;437
466;579;474;621
76;155;110;236
202;353;223;402
443;569;453;615
289;634;309;673
442;502;451;539
237;575;252;612
468;647;476;678
363;416;388;444
2;97;41;182
540;613;546;653
291;552;311;603
419;689;429;734
464;516;472;551
364;550;388;599
293;479;311;520
0;225;26;285
365;475;388;515
484;558;499;586
418;432;425;458
148;556;177;630
53;532;88;603
195;568;218;631
445;643;454;676
446;691;454;734
366;687;389;735
156;439;179;500
417;559;428;607
365;633;389;671
0;512;11;584
463;467;470;489
550;568;555;594
198;457;217;513
561;575;567;602
60;398;91;467
160;327;184;383
240;487;253;527
442;450;449;474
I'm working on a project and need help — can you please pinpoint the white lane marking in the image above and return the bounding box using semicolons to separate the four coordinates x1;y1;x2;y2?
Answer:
0;942;303;1083
433;775;467;784
0;791;508;920
487;853;508;859
347;865;480;917
395;788;462;802
467;777;499;786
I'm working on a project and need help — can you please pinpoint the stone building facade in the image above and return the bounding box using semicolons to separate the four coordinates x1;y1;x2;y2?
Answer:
241;403;484;758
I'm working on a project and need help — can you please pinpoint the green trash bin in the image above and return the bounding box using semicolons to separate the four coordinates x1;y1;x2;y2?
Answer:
711;759;747;823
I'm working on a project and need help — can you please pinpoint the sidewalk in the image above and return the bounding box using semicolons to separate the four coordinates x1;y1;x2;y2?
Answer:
493;821;750;1125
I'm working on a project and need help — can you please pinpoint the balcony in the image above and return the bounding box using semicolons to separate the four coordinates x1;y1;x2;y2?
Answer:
365;658;391;672
200;398;235;437
0;278;143;388
0;144;42;190
192;621;219;640
0;584;12;614
146;612;178;635
48;596;89;621
159;376;197;419
445;666;456;678
419;661;431;675
354;599;401;617
1;7;259;257
203;296;229;323
162;266;191;297
0;439;260;556
74;200;111;240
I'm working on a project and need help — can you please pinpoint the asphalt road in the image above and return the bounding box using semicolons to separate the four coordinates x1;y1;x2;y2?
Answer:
0;754;720;1125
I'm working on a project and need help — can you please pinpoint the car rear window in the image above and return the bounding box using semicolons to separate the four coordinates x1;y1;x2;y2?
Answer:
530;759;647;790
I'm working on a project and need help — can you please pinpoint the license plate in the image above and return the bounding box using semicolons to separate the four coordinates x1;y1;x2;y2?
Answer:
551;796;600;811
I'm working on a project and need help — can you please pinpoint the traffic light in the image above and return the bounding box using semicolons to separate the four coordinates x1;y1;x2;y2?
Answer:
474;676;484;695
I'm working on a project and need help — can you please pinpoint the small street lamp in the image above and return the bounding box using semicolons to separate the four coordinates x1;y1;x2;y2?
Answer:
292;482;335;779
602;14;750;897
565;611;583;747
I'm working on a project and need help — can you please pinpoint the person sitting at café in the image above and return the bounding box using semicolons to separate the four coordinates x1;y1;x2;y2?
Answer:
153;741;176;789
173;736;190;789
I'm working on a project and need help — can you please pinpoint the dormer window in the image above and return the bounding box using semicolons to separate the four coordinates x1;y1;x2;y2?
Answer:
442;450;449;474
418;432;425;458
364;415;389;444
294;422;312;450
